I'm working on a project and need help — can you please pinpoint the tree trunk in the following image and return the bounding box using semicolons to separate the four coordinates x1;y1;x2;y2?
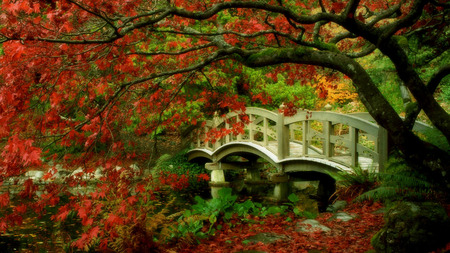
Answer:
238;47;450;189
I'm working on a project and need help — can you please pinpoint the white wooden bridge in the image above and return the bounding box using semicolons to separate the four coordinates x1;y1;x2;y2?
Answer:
188;106;389;172
187;106;431;201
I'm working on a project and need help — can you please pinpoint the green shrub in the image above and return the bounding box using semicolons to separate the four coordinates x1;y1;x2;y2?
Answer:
328;165;379;202
155;149;210;194
172;188;290;242
357;157;436;202
251;74;318;110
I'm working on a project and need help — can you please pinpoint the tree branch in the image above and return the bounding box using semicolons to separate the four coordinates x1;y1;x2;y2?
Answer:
67;0;120;37
330;2;403;44
343;0;361;18
404;65;450;129
130;42;216;56
381;0;428;40
346;44;376;58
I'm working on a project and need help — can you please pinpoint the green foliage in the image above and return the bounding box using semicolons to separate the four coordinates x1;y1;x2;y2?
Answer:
173;188;237;239
286;193;317;219
359;51;404;113
421;127;450;152
251;74;318;110
156;149;207;176
377;81;404;114
190;188;237;221
357;157;436;202
329;157;438;203
329;165;379;201
155;149;209;193
439;80;450;103
173;188;291;242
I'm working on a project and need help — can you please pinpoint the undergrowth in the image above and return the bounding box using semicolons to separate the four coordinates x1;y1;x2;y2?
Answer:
357;157;441;203
330;155;444;203
170;188;312;246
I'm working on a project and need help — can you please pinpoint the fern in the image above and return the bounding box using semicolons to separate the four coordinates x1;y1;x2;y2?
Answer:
357;172;434;202
328;165;379;201
356;156;439;202
109;197;177;252
329;155;440;203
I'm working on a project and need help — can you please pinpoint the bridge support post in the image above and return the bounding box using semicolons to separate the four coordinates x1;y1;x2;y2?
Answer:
271;173;290;201
206;162;230;198
246;168;261;182
317;175;336;212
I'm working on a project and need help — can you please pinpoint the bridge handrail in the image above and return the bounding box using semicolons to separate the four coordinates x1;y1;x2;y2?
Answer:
285;111;380;136
192;107;388;171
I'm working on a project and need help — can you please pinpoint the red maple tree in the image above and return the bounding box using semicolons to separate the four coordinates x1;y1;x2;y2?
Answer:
0;0;449;250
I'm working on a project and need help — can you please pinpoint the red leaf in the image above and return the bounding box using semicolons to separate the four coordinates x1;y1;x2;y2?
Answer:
0;220;7;233
14;204;27;214
332;2;346;13
0;192;10;208
89;226;100;239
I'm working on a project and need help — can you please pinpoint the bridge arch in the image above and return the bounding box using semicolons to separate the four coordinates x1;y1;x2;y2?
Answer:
188;141;281;170
188;141;346;204
187;106;436;202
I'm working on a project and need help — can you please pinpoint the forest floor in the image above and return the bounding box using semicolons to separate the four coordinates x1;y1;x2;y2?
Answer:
166;201;385;253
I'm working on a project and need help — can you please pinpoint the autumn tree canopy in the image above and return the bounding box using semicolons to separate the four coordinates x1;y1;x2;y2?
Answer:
0;0;449;249
0;0;449;193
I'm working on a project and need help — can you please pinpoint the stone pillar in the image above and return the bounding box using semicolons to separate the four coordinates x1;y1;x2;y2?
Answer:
271;173;290;201
206;162;230;198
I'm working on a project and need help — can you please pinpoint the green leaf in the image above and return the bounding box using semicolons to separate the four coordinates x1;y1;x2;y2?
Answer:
209;214;217;224
242;240;251;245
288;193;300;203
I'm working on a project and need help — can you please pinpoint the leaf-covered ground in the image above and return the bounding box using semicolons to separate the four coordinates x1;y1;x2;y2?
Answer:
169;201;384;253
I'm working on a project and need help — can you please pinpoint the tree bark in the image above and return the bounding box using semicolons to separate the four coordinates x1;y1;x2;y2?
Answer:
235;47;450;189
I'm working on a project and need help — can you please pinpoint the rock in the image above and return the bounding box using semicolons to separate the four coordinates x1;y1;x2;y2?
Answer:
70;167;84;177
56;169;71;178
297;219;331;232
371;201;450;253
70;167;99;180
329;212;356;222
244;232;289;244
130;164;140;173
94;167;103;179
25;170;44;181
326;200;347;212
323;104;332;111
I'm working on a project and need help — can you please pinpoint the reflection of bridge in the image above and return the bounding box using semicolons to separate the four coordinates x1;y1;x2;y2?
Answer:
187;106;428;202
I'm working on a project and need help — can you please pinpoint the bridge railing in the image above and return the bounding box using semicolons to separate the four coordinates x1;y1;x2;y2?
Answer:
283;110;388;171
192;107;388;171
193;108;279;151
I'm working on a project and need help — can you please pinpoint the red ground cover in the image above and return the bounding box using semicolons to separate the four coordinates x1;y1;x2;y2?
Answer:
170;201;384;253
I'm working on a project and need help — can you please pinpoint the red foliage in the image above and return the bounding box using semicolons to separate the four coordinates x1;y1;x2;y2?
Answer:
0;0;442;250
174;201;385;252
158;172;190;191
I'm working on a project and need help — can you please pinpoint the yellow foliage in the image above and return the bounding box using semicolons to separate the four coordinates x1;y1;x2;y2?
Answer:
325;81;358;105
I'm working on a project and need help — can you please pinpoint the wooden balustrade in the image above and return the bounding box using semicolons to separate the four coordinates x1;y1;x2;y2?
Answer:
192;107;389;171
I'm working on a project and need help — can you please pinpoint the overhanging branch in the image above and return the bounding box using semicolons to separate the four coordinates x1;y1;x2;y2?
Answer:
404;65;450;129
